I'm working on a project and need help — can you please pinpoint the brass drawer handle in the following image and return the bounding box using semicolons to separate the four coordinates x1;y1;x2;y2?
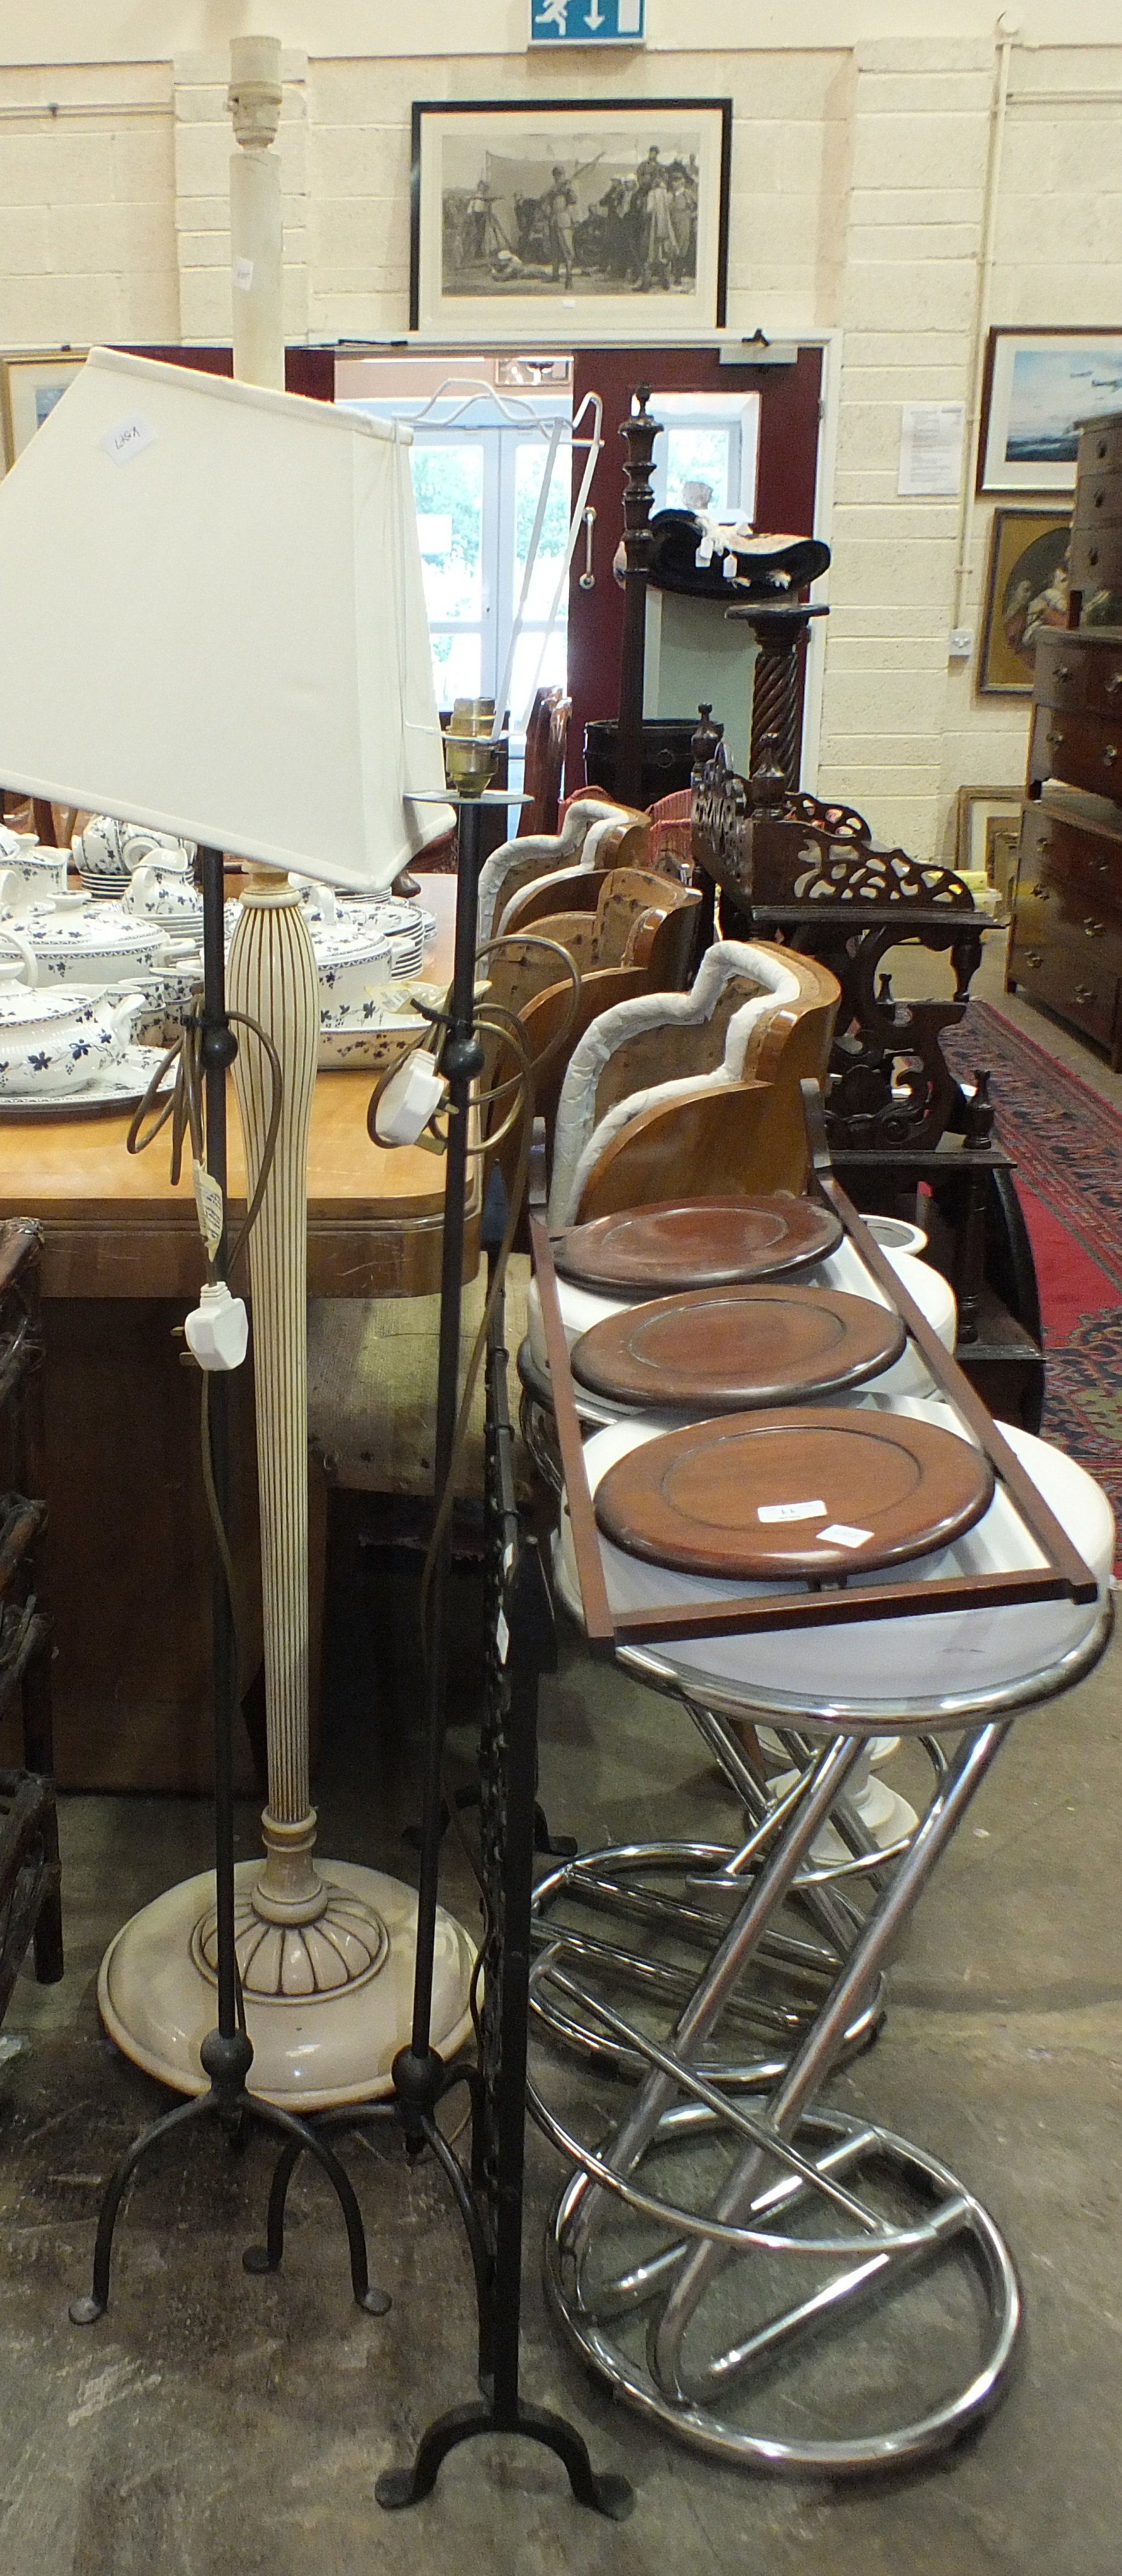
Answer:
1025;950;1044;968
1055;663;1071;681
1103;743;1118;765
1083;917;1105;936
1074;983;1097;1004
1107;670;1122;696
1031;883;1050;900
1047;728;1064;749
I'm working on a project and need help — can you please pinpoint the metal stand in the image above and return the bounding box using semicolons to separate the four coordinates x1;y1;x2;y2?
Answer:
71;849;387;2326
252;798;631;2517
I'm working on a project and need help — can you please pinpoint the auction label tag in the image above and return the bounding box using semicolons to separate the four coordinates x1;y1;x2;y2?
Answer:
819;1523;875;1548
233;256;254;291
102;412;157;465
757;1499;827;1525
193;1160;225;1260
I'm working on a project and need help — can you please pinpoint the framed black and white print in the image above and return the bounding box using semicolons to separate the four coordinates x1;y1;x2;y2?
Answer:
409;98;731;341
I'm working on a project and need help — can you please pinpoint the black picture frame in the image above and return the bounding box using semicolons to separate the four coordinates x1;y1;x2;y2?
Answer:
409;97;732;340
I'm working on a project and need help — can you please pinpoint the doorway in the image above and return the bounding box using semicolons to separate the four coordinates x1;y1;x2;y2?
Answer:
338;374;573;723
565;344;823;792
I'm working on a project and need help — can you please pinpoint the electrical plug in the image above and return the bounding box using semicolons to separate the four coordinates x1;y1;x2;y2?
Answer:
184;1280;249;1371
369;1052;447;1148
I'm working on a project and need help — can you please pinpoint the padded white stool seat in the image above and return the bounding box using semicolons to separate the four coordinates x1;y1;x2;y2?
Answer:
556;1403;1114;1724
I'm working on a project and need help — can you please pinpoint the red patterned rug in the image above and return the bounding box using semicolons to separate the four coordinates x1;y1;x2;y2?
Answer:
945;1000;1122;1566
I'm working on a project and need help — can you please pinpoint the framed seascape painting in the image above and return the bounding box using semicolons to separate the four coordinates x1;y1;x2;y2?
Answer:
410;98;731;341
977;507;1072;696
977;329;1122;495
1;351;87;472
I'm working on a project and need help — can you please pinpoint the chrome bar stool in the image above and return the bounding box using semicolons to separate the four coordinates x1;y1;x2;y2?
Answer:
530;1205;1114;2473
525;1199;960;2083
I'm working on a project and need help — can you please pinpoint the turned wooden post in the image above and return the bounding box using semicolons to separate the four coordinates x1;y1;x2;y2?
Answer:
616;384;662;810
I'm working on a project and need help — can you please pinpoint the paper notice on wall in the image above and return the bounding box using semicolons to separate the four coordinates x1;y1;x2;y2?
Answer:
898;401;965;498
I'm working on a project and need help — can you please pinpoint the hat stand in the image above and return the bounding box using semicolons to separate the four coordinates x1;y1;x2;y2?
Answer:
244;785;632;2518
70;851;389;2324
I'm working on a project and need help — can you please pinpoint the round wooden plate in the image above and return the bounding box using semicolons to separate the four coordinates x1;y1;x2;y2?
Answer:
594;1406;995;1581
570;1284;905;1412
553;1195;843;1295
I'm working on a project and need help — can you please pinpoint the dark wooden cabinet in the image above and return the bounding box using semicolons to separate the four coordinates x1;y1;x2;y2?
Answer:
1009;412;1122;1069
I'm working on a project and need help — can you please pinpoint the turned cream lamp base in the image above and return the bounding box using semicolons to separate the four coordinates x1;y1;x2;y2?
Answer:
99;1857;476;2110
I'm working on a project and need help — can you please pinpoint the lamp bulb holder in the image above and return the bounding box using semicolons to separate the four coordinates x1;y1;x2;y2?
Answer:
184;1281;249;1372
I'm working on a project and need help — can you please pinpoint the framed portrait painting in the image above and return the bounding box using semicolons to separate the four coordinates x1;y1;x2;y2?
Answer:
977;329;1122;495
1;351;87;473
410;98;731;341
977;507;1072;696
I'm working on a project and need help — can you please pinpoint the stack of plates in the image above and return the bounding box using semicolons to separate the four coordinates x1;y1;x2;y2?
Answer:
73;818;195;899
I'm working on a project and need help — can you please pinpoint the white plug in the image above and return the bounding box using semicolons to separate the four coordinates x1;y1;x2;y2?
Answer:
371;1053;447;1147
184;1280;249;1372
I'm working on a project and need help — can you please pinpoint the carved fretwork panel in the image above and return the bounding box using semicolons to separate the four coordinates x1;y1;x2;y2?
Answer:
691;778;987;1154
691;762;752;897
751;819;976;914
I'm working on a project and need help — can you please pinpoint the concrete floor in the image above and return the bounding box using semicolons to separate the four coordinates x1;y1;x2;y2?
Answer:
2;921;1120;2573
1;1550;1120;2575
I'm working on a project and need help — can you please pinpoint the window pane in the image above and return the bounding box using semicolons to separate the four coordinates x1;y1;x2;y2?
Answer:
409;441;484;621
512;440;572;621
431;628;483;708
664;426;734;514
510;624;568;727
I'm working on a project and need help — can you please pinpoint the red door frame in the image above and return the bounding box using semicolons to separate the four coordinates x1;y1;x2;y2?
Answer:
567;344;822;791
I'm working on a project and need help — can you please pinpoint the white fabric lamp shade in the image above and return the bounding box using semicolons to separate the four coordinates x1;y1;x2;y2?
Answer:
0;348;452;891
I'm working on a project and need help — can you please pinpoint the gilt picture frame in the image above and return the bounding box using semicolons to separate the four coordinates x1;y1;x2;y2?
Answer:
1;351;87;473
410;97;731;341
977;506;1072;696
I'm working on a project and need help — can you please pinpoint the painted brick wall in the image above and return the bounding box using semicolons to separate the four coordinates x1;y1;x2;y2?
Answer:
0;63;179;346
1;27;1120;865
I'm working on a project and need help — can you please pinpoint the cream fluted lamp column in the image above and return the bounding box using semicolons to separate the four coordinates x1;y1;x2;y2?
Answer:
0;331;473;2107
217;38;403;2050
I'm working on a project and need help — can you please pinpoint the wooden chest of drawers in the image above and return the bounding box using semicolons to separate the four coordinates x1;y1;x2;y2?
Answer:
1009;795;1122;1057
1009;414;1122;1064
1012;629;1122;1066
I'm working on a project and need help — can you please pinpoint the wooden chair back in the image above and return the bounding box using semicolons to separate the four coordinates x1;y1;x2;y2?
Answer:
497;817;650;934
569;950;839;1224
517;686;572;838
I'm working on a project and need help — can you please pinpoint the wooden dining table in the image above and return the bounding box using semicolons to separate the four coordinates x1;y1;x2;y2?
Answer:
0;874;473;1793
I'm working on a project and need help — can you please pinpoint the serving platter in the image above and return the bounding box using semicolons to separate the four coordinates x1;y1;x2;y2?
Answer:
593;1404;995;1581
554;1194;843;1296
0;1045;174;1121
570;1284;906;1413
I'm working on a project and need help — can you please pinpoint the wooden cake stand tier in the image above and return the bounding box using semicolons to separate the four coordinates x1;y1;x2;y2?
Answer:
570;1283;905;1412
553;1194;843;1296
594;1406;996;1582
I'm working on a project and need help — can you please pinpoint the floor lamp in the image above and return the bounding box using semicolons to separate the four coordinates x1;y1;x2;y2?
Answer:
0;349;475;2149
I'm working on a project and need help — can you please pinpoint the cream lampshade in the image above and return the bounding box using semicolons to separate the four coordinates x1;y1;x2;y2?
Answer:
0;349;473;2108
0;346;452;883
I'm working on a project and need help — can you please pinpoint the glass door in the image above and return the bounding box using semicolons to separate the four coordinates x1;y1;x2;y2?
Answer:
342;393;573;723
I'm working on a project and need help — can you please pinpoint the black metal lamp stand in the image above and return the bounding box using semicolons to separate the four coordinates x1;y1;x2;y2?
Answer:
249;786;632;2516
70;846;388;2327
